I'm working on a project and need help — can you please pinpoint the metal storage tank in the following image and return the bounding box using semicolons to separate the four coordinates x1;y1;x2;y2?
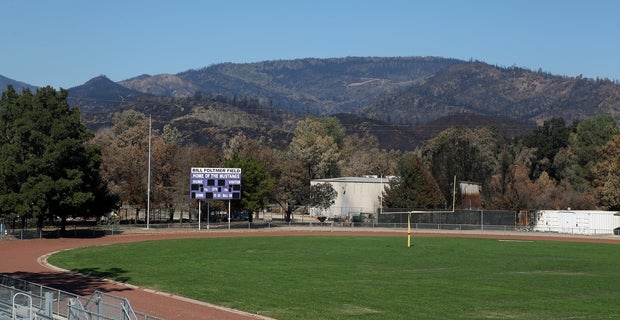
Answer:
309;176;391;219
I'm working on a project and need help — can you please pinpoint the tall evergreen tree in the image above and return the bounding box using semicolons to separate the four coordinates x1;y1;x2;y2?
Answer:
522;118;573;180
382;154;445;209
0;85;114;233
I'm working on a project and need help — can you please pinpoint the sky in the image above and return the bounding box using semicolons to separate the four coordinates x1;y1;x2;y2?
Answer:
1;0;619;89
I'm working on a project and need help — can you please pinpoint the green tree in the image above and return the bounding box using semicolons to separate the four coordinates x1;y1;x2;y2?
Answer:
317;116;346;147
222;153;275;221
300;183;338;215
419;126;497;207
0;85;114;232
571;115;617;166
522;118;573;180
289;117;341;179
382;154;444;209
222;132;296;219
555;115;617;192
305;182;337;211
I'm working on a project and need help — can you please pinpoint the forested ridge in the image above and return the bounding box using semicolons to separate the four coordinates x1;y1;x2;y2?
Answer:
116;57;620;127
359;62;620;126
59;57;620;152
5;57;619;152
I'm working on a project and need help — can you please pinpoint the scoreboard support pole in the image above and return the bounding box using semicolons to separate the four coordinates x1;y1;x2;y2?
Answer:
198;200;202;231
228;200;231;230
207;202;210;230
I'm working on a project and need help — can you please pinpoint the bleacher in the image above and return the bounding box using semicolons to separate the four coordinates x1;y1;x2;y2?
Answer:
0;274;162;320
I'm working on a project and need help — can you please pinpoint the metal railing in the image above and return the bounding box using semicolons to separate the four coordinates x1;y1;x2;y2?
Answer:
0;275;162;320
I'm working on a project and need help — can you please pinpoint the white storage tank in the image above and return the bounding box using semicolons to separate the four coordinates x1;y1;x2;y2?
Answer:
309;177;391;219
533;210;620;235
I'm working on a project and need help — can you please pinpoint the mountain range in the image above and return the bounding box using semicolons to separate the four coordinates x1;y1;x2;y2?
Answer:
0;74;38;93
3;56;620;151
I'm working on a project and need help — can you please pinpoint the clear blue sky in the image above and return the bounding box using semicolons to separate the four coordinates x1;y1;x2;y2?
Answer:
2;0;619;89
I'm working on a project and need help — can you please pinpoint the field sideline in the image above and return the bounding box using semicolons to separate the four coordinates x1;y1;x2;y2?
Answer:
1;228;619;320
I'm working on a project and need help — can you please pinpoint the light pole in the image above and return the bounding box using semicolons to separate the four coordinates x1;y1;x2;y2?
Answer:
147;115;152;229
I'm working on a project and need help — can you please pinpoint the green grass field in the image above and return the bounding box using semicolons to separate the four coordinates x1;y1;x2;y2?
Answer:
48;236;620;320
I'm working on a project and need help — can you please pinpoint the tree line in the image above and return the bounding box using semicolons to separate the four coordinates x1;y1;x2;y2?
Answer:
2;85;620;234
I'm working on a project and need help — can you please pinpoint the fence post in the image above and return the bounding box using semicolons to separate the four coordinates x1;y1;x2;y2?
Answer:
43;292;53;318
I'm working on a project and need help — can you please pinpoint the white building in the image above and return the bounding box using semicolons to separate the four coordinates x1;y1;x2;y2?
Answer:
309;177;391;219
533;210;620;235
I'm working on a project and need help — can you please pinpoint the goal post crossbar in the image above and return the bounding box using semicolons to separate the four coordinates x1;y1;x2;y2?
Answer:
386;210;455;215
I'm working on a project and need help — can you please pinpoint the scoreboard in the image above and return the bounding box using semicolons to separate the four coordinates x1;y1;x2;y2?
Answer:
190;167;242;200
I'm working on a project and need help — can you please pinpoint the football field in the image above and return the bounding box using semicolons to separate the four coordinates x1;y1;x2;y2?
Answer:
48;236;620;320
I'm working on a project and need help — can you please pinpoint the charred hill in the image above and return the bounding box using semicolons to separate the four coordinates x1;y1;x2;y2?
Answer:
356;62;620;126
5;56;616;151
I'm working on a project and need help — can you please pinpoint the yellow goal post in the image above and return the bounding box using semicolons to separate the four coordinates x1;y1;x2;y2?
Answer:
388;210;456;248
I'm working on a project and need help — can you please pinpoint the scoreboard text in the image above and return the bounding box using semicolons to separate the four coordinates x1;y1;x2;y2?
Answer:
190;167;242;200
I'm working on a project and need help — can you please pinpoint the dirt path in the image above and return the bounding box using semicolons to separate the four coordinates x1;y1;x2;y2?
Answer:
1;229;619;319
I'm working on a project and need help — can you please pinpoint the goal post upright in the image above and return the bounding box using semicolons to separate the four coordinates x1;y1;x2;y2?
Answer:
407;212;411;248
404;175;456;248
405;209;455;248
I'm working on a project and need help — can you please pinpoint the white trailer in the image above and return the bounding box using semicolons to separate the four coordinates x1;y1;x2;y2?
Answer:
533;210;620;235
